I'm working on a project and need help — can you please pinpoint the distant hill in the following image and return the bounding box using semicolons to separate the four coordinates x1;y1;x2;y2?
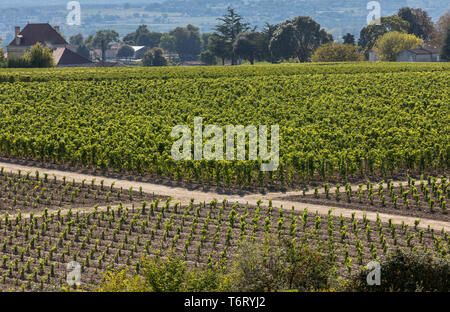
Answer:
1;0;448;46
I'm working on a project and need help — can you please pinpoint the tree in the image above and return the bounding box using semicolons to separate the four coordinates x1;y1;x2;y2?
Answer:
436;11;450;37
123;25;162;48
123;32;135;45
269;23;299;61
374;31;423;61
93;30;120;62
142;48;168;66
170;24;202;61
159;34;177;53
0;37;5;67
0;46;5;67
151;47;167;66
24;43;55;67
319;29;334;44
159;34;177;62
214;7;251;65
343;33;355;45
7;56;30;68
84;35;95;49
223;237;334;292
261;23;279;63
69;33;84;46
201;33;212;52
269;16;332;62
138;31;162;48
441;23;450;60
358;15;410;57
200;50;217;65
397;7;434;41
312;42;363;62
208;34;232;65
68;33;90;60
76;45;90;60
117;45;135;59
233;32;265;65
348;250;450;292
142;50;153;66
98;255;224;292
430;11;450;46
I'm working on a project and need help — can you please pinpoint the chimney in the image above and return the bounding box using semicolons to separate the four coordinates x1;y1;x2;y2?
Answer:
54;25;60;33
14;26;21;45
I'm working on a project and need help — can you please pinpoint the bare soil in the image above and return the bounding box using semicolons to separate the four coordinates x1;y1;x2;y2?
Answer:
0;200;445;292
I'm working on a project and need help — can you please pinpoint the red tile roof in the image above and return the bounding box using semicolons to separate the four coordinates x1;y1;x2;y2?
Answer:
9;23;67;46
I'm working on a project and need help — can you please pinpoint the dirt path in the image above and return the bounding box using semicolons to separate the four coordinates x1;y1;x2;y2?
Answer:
1;161;449;232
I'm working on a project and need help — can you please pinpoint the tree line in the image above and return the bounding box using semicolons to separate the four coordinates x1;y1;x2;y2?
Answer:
1;7;449;68
68;7;450;66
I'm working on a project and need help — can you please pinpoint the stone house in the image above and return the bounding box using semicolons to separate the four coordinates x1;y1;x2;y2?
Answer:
6;23;93;67
7;23;68;58
396;46;442;62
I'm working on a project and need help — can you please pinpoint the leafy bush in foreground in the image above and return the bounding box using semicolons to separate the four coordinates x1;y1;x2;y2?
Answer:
312;42;363;62
223;237;335;292
98;255;225;292
6;43;55;68
348;249;450;292
97;238;334;292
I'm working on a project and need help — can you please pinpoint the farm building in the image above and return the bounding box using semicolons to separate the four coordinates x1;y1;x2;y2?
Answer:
130;46;150;59
96;45;150;61
52;47;93;67
369;50;379;62
92;45;120;61
369;46;444;62
6;23;92;66
396;46;443;62
7;23;67;58
93;43;150;60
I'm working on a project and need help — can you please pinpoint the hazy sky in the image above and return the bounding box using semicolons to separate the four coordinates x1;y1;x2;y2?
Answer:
0;0;162;7
0;0;448;46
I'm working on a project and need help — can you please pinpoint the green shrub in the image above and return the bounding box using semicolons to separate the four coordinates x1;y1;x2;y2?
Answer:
200;50;217;65
348;249;450;292
142;48;168;67
25;43;55;68
6;43;55;68
312;42;363;62
98;254;224;292
0;47;5;67
141;255;187;292
222;237;335;292
97;237;334;292
7;56;30;68
97;269;146;292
